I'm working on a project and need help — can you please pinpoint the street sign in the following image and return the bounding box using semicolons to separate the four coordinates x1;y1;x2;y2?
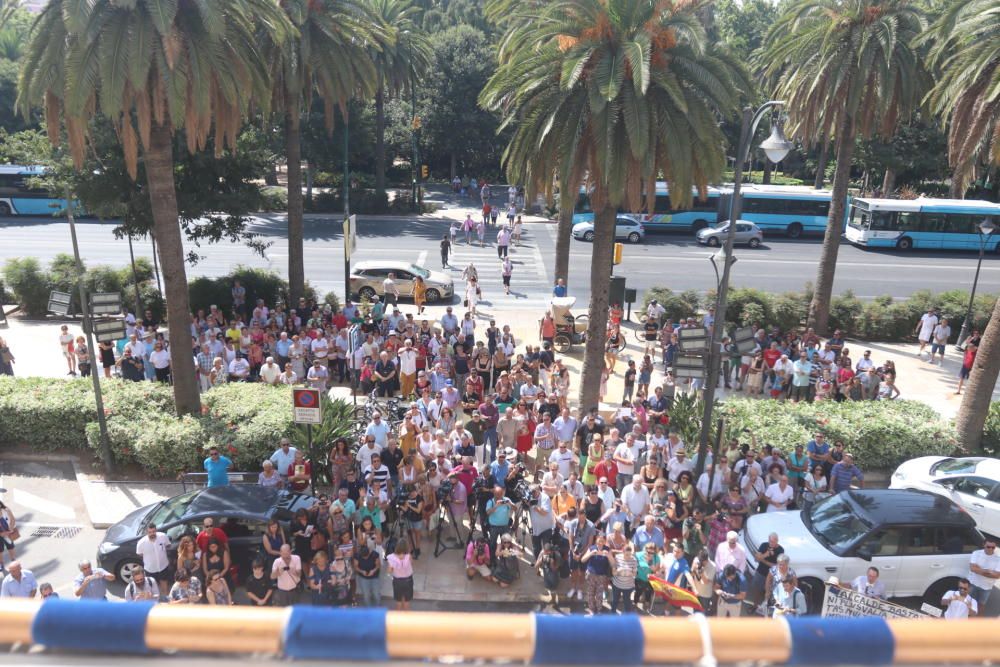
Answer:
89;292;122;316
293;388;323;425
678;326;709;352
92;318;126;343
734;326;756;354
343;214;357;260
673;354;706;379
48;290;72;317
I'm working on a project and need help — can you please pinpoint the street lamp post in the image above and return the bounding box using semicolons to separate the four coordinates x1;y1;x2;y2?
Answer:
955;218;997;350
694;102;792;482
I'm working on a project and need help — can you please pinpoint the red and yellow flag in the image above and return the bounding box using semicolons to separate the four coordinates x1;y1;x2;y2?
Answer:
649;575;704;612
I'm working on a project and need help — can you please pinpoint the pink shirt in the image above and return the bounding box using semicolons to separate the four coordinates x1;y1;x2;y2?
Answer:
387;553;413;578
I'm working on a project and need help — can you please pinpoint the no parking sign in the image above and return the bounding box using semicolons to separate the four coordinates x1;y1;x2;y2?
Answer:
292;388;323;424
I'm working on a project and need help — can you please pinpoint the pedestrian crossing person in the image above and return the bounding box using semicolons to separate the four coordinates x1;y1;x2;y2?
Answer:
501;257;513;295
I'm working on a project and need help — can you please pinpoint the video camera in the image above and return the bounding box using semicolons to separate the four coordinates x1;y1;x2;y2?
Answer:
436;478;454;503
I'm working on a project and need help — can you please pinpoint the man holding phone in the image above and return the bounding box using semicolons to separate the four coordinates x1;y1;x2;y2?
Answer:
485;486;513;565
270;544;302;606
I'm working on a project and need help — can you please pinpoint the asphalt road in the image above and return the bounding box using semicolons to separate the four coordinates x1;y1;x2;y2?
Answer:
4;213;1000;308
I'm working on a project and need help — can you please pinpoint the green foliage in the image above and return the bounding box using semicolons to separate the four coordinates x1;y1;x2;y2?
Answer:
828;290;864;333
720;398;957;471
981;402;1000;457
187;266;291;316
854;120;950;191
726;288;774;328
0;378;352;478
713;0;779;59
290;396;356;484
322;291;342;312
2;257;51;316
642;288;702;324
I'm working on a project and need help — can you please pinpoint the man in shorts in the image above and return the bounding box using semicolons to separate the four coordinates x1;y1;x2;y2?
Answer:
931;317;951;365
915;307;938;358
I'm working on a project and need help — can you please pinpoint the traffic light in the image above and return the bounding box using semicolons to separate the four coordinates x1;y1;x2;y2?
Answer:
421;165;429;179
613;242;623;265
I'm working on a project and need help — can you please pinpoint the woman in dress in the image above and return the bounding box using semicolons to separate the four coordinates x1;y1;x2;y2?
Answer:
637;355;653;397
583;438;603;487
258;460;283;488
201;539;230;588
328;551;353;606
718;484;749;532
465;277;480;317
329;438;352;489
554;367;571;411
386;540;414;611
205;571;233;605
175;536;200;587
308;550;333;605
745;351;765;396
802;464;829;511
289;336;306;379
675;471;696;511
580;533;612;615
290;508;316;563
413;276;427;315
98;339;115;378
662;490;687;544
474;350;492;388
640;456;660;493
356;516;383;557
605;324;621;373
438;407;456;436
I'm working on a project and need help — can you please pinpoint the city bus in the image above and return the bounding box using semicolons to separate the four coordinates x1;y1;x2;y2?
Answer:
845;197;1000;251
732;184;834;238
0;165;72;216
573;184;723;232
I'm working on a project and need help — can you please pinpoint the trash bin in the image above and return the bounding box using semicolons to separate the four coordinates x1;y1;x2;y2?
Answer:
609;276;626;308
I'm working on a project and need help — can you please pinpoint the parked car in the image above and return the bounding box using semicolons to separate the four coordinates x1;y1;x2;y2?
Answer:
696;219;763;247
890;456;1000;539
349;261;454;303
572;216;645;243
742;489;985;613
97;486;316;582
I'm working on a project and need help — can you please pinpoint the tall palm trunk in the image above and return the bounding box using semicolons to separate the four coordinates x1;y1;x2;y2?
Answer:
286;110;305;304
882;167;896;195
375;71;386;198
554;190;574;289
956;297;1000;452
807;112;856;334
578;202;616;410
813;141;828;189
145;121;200;416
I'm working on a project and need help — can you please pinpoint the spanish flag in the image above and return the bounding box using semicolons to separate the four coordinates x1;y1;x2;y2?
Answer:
649;575;704;612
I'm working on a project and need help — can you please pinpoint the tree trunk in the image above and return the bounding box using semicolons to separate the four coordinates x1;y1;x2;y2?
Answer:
881;167;895;196
814;142;828;189
305;164;314;207
286;110;305;305
762;158;773;185
375;72;386;198
577;202;616;411
807;112;856;334
145;121;200;416
450;152;457;181
956;297;1000;452
265;164;278;186
950;179;967;199
554;189;573;289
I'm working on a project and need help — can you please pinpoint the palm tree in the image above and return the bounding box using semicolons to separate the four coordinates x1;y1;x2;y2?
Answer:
956;298;1000;452
19;0;291;416
760;0;926;334
926;0;1000;197
482;0;748;409
364;0;431;199
263;0;377;305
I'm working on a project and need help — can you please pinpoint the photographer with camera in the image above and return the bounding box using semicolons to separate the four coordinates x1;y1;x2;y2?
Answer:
465;534;496;583
528;484;555;558
485;485;514;566
535;534;566;610
401;485;425;560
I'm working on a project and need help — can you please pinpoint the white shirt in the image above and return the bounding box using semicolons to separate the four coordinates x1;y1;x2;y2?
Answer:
764;483;794;512
259;363;281;384
918;313;938;340
942;590;978;619
228;358;250;377
398;348;418;375
548;448;575;479
311;337;329;359
932;324;952;345
620;484;650;520
136;532;171;573
383;278;399;297
666;456;693;483
355;442;383;470
614;441;641;475
851;575;887;600
150;349;171;369
597;485;616;511
968;549;1000;590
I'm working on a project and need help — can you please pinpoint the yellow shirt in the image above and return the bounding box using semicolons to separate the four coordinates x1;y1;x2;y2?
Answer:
226;328;241;345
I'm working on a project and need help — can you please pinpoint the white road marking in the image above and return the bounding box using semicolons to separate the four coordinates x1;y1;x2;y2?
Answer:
12;488;77;521
416;250;427;266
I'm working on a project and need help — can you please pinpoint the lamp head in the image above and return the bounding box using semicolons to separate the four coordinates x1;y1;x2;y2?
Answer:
980;218;996;236
760;117;793;164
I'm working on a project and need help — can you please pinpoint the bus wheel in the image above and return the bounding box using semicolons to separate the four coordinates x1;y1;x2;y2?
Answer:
786;222;803;238
0;202;11;216
692;220;709;233
896;237;913;250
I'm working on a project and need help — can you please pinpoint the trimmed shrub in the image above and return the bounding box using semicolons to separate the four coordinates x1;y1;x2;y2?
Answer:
2;257;53;317
982;402;1000;457
642;288;701;323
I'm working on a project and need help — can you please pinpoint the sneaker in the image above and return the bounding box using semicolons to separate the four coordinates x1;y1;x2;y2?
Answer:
567;588;577;598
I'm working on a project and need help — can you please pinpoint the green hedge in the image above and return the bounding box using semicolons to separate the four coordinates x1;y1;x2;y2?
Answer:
0;378;351;478
643;285;997;343
982;403;1000;457
718;398;958;471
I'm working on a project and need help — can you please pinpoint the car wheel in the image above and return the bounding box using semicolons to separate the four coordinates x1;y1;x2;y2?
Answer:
627;232;641;244
116;558;143;583
706;236;720;247
896;236;913;251
583;230;595;242
358;286;376;300
787;222;803;239
923;577;959;609
424;289;441;303
798;577;825;615
553;334;571;353
0;202;11;216
692;220;709;234
748;237;761;248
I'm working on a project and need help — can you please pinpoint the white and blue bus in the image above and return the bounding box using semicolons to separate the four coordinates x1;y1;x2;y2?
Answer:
732;184;834;238
0;165;72;216
845;197;1000;251
574;184;723;232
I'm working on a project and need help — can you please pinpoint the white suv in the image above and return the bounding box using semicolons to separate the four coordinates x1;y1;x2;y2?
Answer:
742;489;984;613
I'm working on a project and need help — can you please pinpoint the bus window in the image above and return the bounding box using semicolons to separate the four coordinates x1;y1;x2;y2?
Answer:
945;215;977;235
654;194;672;213
849;207;869;229
920;213;947;233
897;212;920;232
868;211;894;230
575;192;591;214
691;195;718;213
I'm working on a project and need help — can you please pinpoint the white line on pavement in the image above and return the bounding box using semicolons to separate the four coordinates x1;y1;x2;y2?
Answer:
12;488;77;521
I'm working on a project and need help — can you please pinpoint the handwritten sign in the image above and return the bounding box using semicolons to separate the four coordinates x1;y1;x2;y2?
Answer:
821;584;926;619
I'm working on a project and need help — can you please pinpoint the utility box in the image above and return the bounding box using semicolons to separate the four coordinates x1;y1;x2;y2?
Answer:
609;276;626;307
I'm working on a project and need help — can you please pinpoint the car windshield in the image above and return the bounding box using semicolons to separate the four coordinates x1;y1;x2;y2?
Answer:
711;221;731;231
930;458;983;475
806;494;872;554
408;264;430;279
145;490;200;528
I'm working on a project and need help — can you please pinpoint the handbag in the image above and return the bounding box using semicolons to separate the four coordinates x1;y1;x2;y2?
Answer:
310;530;328;552
8;528;19;541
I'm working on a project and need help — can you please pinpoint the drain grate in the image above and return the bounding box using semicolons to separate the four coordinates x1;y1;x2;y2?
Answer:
29;525;83;539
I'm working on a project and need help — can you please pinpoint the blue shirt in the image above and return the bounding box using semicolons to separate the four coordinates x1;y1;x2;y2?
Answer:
830;462;864;493
73;568;112;599
0;570;37;598
275;339;291;357
489;461;510;488
716;571;746;597
203;455;233;487
667;556;690;586
486;498;512;527
553;285;567;297
633;525;665;550
806;440;829;467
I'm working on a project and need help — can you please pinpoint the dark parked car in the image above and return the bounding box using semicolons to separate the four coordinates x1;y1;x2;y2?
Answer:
97;486;316;582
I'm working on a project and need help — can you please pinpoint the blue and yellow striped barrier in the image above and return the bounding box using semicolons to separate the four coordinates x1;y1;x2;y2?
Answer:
0;599;997;664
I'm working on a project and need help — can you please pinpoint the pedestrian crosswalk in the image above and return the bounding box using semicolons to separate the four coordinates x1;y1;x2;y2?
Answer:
438;225;553;315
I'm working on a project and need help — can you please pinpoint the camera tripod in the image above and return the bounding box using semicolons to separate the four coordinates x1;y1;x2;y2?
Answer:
433;500;467;557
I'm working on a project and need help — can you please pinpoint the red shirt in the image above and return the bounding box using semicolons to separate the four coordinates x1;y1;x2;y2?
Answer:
332;313;348;330
287;460;312;492
593;459;618;483
196;527;229;553
763;349;782;368
964;347;978;369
